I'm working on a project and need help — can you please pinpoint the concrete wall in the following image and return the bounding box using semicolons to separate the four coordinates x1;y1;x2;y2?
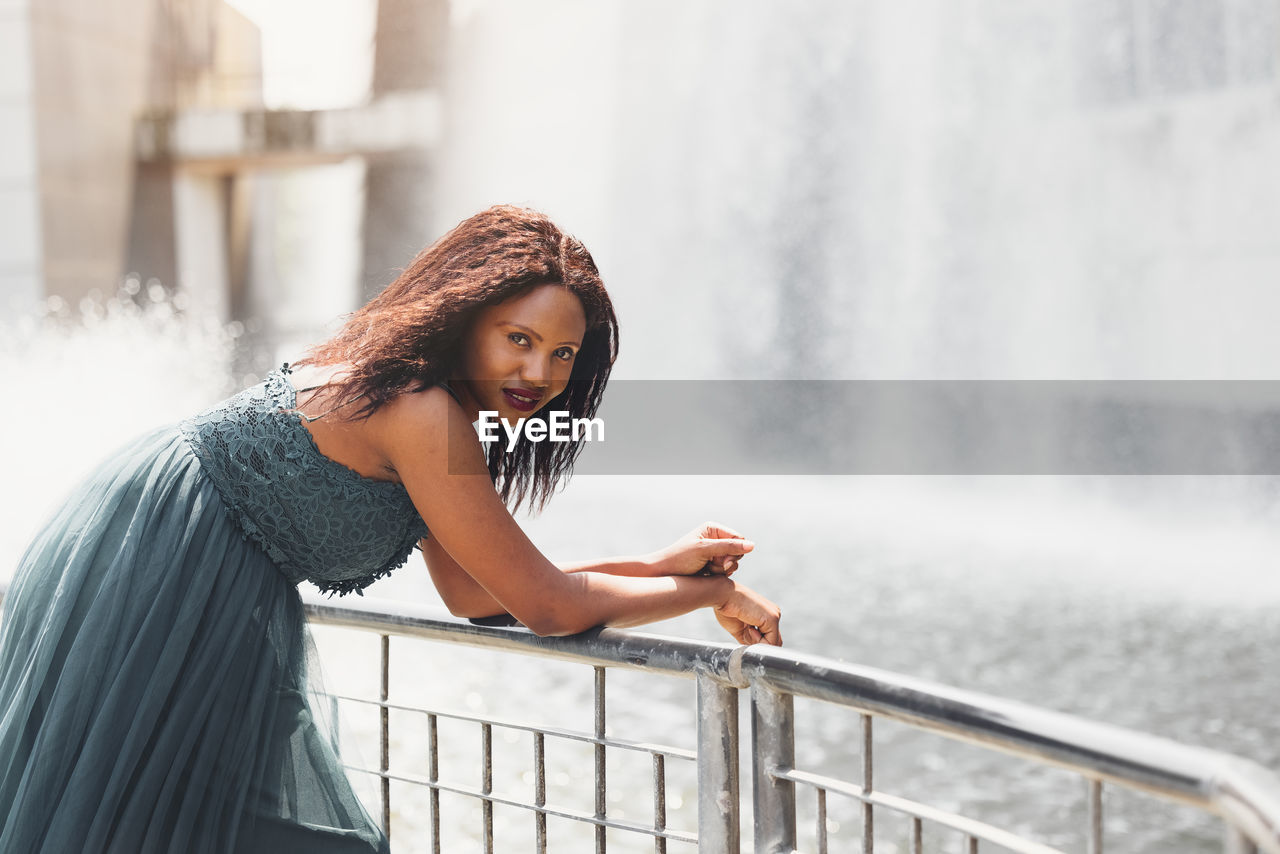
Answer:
0;0;43;313
28;0;166;304
25;0;261;307
126;3;261;302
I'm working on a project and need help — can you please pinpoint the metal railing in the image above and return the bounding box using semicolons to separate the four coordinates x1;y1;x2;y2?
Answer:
304;593;1280;854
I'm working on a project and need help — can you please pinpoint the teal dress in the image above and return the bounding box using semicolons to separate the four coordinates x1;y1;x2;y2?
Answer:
0;367;427;852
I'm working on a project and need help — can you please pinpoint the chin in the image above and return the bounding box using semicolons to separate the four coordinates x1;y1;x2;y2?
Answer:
493;405;527;421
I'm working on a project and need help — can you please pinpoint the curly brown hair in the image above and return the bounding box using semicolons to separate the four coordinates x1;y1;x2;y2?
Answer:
297;205;619;511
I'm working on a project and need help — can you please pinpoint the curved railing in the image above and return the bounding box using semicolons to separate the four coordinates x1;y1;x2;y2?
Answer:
304;593;1280;854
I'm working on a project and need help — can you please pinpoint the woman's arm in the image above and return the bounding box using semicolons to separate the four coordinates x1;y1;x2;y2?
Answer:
370;389;780;643
422;523;754;619
425;529;782;641
559;523;755;577
420;534;507;619
421;536;657;619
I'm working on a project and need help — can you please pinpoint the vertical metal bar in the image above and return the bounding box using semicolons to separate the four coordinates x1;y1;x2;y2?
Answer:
861;713;873;854
329;693;341;749
380;634;390;839
910;817;922;854
653;753;667;854
967;836;978;854
817;788;828;854
697;673;740;854
429;714;440;854
595;666;607;854
482;722;493;854
1087;779;1102;854
535;731;547;854
751;684;796;854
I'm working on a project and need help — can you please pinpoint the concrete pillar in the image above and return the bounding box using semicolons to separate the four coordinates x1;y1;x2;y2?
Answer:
25;0;260;310
360;0;448;299
173;170;231;322
27;0;166;306
125;1;261;300
0;0;43;315
124;161;179;293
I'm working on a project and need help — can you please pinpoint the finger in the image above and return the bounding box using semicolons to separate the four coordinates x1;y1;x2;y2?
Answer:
718;615;745;639
761;620;783;646
700;520;747;540
705;555;740;575
747;626;763;644
697;537;755;558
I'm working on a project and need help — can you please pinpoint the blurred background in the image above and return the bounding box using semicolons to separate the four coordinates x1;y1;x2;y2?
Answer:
3;0;1280;849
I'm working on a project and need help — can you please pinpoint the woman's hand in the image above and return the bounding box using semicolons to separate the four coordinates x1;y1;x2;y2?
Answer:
647;522;755;577
714;581;783;646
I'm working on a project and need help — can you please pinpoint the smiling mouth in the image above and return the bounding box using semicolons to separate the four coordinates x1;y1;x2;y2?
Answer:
502;388;543;412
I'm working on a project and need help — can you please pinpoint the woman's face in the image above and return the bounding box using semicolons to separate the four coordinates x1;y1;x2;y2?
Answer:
456;284;587;420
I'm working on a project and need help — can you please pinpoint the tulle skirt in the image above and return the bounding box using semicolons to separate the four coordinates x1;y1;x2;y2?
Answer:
0;427;388;853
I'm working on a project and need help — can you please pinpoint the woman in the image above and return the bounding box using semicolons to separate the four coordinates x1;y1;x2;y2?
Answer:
0;205;781;852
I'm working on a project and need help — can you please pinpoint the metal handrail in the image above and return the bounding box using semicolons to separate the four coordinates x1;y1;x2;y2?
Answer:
2;578;1278;852
306;592;1280;854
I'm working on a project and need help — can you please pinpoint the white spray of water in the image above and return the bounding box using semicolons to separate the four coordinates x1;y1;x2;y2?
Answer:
0;286;237;577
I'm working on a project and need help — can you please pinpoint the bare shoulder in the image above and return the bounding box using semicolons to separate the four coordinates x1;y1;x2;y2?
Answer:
367;386;486;476
375;384;459;424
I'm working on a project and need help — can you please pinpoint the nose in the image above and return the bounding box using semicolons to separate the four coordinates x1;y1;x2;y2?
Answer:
520;353;551;388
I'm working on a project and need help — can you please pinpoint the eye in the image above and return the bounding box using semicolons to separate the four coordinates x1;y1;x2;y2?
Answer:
554;347;577;362
508;332;530;347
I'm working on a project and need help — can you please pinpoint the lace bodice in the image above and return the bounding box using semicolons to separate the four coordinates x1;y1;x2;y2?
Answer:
179;368;428;595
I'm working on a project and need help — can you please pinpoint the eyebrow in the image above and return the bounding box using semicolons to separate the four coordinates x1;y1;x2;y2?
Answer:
503;322;581;348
